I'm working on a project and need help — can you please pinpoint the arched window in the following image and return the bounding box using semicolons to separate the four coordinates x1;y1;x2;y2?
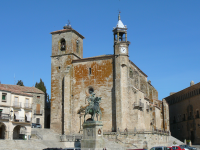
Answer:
60;39;66;51
89;87;94;94
129;67;133;79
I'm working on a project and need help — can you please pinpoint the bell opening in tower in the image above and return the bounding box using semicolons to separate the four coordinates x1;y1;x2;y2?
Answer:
60;39;66;51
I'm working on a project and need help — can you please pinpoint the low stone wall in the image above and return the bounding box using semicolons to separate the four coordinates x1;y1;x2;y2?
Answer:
103;131;170;150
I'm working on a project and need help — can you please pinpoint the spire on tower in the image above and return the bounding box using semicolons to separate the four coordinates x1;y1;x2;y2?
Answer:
118;10;121;20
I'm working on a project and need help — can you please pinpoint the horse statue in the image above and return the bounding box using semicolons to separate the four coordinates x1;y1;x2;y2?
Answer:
84;92;102;122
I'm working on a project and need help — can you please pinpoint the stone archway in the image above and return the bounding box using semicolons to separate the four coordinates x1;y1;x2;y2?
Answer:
0;122;6;139
13;125;27;139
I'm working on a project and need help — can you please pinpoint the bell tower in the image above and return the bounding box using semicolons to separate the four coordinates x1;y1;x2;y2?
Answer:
50;23;84;134
113;13;130;131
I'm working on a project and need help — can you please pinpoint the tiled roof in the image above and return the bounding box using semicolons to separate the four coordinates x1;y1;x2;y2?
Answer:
0;84;44;96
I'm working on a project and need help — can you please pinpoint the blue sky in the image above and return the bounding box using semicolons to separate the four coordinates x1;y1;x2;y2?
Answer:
0;0;200;100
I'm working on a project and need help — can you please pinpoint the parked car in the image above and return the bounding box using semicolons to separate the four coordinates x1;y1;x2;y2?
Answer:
35;124;42;128
167;147;172;150
171;146;184;150
180;145;197;150
32;123;36;128
179;145;189;150
150;146;168;150
32;123;42;128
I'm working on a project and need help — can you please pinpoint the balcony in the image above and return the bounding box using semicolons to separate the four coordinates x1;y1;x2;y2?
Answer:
114;37;126;42
13;102;21;108
0;113;10;120
13;117;31;124
24;103;32;109
146;105;150;110
34;110;43;115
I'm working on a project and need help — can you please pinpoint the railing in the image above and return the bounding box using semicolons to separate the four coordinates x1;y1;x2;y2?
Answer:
114;37;126;42
13;117;31;123
24;103;32;109
0;113;10;120
13;117;25;122
34;110;43;115
133;102;144;108
103;128;170;136
13;102;21;108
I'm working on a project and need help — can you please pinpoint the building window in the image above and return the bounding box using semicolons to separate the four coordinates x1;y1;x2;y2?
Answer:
129;68;133;79
14;97;18;106
37;96;40;99
173;116;176;123
36;118;40;124
197;110;199;118
89;68;91;75
2;93;7;102
183;114;186;121
36;104;40;114
60;39;66;51
76;40;79;53
25;98;29;107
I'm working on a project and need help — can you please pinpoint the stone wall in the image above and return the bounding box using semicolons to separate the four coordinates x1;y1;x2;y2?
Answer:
31;93;45;128
51;30;84;134
72;58;114;134
165;82;200;144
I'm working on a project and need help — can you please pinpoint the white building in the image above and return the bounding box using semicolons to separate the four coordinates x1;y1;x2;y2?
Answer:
0;84;44;140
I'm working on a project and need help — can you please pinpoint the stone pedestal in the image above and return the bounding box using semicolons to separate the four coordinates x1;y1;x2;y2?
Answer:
81;121;104;150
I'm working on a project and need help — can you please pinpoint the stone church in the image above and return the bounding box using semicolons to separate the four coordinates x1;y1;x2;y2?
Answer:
50;14;170;136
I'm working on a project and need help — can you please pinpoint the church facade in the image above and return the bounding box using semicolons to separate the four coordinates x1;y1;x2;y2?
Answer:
50;14;170;136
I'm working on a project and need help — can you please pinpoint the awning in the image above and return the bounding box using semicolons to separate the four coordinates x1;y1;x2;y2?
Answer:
25;112;31;122
14;112;19;120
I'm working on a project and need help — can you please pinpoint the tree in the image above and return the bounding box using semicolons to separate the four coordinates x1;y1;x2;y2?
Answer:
35;78;50;103
35;79;46;93
16;80;24;86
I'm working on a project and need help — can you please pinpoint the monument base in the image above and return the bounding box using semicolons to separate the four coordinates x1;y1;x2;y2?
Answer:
81;121;104;150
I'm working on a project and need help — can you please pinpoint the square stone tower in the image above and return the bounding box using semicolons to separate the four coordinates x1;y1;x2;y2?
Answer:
50;24;84;134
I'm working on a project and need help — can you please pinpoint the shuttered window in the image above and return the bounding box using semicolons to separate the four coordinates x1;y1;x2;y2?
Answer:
36;104;40;114
14;97;18;103
36;118;40;124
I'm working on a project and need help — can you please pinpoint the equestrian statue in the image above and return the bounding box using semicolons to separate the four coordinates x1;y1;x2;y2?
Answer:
84;92;102;122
